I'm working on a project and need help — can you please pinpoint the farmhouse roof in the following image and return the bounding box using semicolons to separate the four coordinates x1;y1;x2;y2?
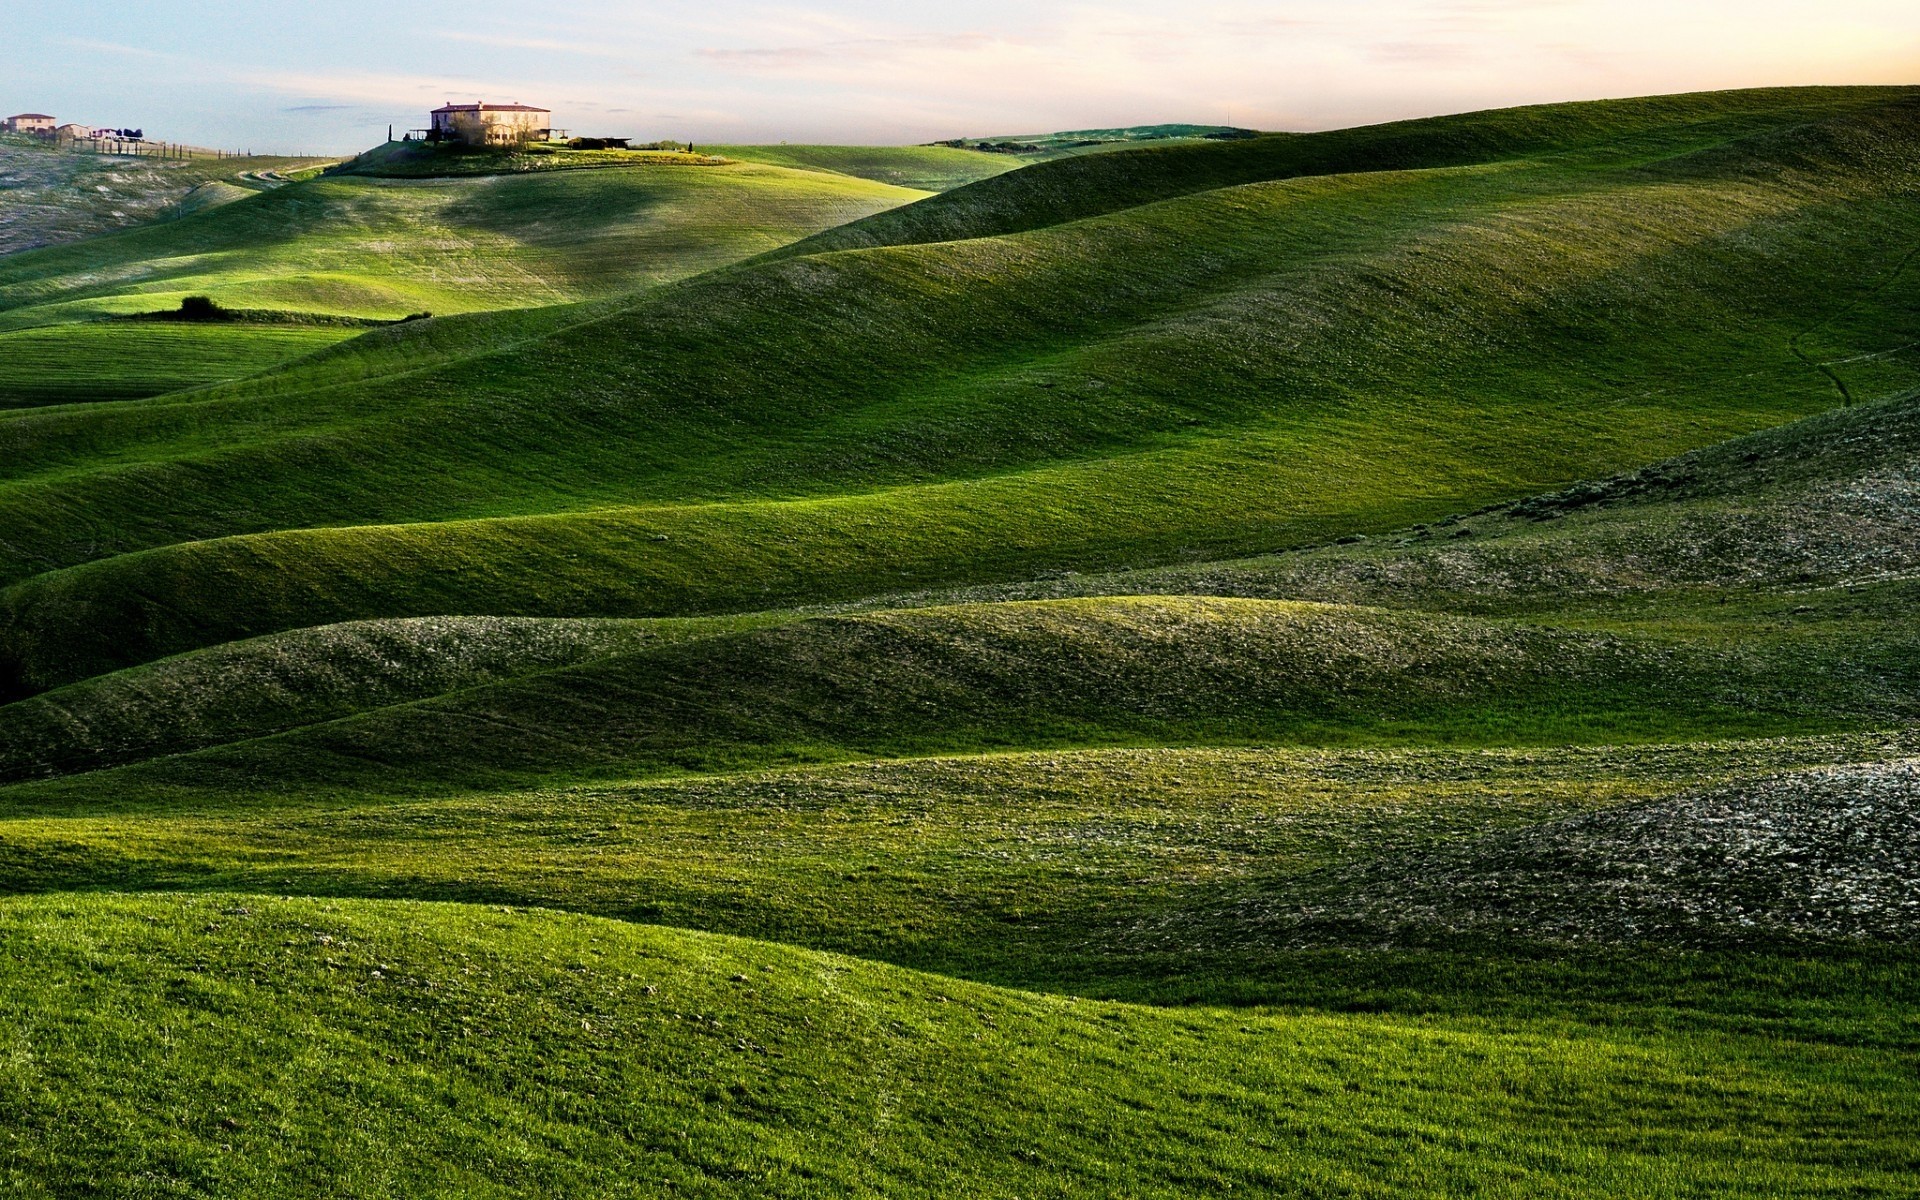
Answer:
432;102;550;114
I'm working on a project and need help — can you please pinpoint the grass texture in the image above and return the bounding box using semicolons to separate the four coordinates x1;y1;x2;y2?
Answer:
0;157;922;401
2;87;1919;1197
4;90;1919;688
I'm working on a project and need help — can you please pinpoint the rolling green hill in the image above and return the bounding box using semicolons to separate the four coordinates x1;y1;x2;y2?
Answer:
774;86;1916;256
9;891;1914;1198
711;125;1253;193
708;143;1038;191
3;87;1917;687
4;87;1919;1196
0;156;923;405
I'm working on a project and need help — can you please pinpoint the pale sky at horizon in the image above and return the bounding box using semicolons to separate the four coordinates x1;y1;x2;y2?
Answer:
6;1;1918;153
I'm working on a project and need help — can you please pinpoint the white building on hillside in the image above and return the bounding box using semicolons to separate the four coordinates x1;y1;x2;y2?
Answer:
429;102;552;147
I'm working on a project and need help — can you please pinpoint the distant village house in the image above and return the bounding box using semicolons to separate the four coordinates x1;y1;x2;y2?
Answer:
2;113;56;135
429;102;553;147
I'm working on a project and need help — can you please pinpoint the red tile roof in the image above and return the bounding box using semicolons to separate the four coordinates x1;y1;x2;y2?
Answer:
7;114;55;120
432;103;550;114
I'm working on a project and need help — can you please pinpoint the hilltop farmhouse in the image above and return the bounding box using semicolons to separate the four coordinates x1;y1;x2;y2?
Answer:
2;113;56;135
429;102;553;147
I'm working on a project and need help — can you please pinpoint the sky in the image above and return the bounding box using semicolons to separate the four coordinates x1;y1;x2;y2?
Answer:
6;1;1918;153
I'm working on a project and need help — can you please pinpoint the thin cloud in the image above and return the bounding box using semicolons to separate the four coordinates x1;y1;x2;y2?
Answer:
54;36;179;61
438;30;632;58
698;32;1017;71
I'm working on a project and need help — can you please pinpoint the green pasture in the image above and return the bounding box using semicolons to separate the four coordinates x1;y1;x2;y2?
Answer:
6;892;1913;1199
0;155;923;402
711;143;1040;191
0;159;923;327
0;322;355;407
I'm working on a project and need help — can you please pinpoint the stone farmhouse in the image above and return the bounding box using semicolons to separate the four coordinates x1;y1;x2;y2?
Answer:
428;102;553;147
2;113;57;135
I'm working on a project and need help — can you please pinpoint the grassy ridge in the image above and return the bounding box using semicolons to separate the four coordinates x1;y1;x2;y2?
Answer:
5;93;1918;686
0;616;745;783
774;86;1918;256
8;385;1913;801
709;126;1250;193
912;388;1920;619
9;594;1889;814
710;144;1036;191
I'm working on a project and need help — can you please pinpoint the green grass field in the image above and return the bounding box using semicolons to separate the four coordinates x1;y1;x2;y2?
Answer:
707;125;1248;192
710;143;1028;191
2;87;1918;1195
0;150;923;405
0;322;358;407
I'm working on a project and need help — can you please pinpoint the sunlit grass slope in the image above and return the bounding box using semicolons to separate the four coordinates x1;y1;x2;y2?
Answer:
921;385;1920;618
4;387;1914;810
6;892;1914;1199
0;322;357;407
774;86;1918;255
709;143;1037;191
4;89;1920;1192
3;89;1918;688
0;159;922;405
9;593;1892;813
0;159;921;327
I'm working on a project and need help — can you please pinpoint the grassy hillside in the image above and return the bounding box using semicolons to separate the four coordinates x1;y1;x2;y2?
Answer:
4;89;1918;686
0;135;330;255
9;892;1915;1198
0;321;357;407
707;126;1254;193
0;159;920;327
775;86;1915;256
0;157;922;405
5;385;1915;808
332;140;730;178
4;88;1919;1196
698;144;1036;191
